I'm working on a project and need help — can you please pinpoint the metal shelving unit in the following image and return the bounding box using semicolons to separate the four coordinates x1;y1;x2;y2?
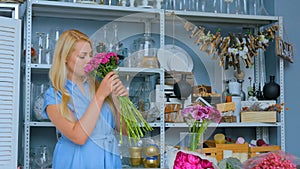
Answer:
23;0;284;168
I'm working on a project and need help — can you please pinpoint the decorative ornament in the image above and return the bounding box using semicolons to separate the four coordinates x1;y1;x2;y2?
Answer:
276;37;294;63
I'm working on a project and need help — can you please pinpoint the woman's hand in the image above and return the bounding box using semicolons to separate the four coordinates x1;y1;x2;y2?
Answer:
96;71;119;100
112;77;128;97
96;71;128;99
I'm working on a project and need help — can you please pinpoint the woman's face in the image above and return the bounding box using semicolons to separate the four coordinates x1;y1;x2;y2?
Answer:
66;40;92;82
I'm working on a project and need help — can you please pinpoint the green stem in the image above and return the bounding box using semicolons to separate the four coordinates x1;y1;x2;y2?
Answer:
117;96;153;144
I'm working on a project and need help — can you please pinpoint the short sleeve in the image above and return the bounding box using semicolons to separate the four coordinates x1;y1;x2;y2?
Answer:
42;86;62;119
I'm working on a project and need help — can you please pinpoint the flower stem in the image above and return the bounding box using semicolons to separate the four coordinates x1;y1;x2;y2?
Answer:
118;96;153;144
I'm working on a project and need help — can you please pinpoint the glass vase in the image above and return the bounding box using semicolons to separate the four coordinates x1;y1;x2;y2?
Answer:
180;132;203;152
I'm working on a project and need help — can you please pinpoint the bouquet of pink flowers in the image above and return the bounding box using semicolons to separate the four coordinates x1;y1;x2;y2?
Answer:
243;150;297;169
84;52;153;143
181;105;222;151
172;150;217;169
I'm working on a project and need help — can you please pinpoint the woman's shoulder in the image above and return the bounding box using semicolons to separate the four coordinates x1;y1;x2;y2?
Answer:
44;85;62;100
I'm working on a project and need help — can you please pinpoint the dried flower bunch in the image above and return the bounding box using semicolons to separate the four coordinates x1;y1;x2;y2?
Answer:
184;21;278;74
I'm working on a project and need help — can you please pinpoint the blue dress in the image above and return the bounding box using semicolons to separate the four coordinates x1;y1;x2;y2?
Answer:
42;80;122;169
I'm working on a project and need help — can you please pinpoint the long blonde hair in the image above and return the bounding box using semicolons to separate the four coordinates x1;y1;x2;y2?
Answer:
49;29;116;121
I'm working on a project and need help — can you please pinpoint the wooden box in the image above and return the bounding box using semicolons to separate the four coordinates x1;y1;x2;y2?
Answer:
216;143;249;162
249;145;281;158
221;116;237;123
217;102;236;112
164;103;181;122
240;111;277;122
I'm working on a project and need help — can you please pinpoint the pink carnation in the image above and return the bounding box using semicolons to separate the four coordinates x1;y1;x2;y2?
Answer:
84;52;119;79
173;151;214;169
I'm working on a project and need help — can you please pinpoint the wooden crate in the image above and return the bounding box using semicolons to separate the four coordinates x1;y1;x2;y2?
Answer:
201;148;217;158
241;111;277;122
249;145;281;158
216;143;249;162
217;102;236;112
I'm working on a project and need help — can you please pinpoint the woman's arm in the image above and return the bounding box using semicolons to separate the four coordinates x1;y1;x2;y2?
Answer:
46;71;119;145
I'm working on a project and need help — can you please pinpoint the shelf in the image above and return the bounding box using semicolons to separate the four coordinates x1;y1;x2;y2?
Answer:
165;10;279;26
29;65;164;75
31;0;160;22
29;121;54;127
29;121;163;128
165;122;281;128
30;1;279;26
119;67;164;75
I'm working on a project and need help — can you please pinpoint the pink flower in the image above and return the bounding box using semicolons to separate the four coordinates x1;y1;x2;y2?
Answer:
84;52;119;79
187;154;200;164
173;151;214;169
101;57;109;64
200;159;213;168
244;150;297;169
83;64;94;73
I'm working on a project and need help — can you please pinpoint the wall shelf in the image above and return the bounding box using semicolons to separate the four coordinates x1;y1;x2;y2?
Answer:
23;1;284;168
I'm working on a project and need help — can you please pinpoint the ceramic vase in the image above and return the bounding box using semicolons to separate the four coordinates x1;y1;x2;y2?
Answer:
263;75;280;100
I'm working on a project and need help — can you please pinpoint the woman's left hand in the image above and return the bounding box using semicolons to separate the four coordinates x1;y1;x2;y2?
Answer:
111;76;128;97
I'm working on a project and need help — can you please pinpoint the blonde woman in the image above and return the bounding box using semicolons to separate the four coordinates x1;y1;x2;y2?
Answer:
42;29;127;169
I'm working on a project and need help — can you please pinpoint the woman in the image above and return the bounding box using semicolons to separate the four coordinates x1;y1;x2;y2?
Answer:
42;29;127;169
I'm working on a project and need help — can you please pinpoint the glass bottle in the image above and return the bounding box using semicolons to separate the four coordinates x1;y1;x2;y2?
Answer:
234;0;240;14
201;0;207;12
36;32;45;64
258;0;269;15
224;0;233;14
129;0;135;7
111;24;122;54
221;80;230;103
248;0;258;15
137;22;157;68
142;76;151;111
44;33;51;64
238;80;246;101
103;26;111;52
96;42;106;53
213;0;218;13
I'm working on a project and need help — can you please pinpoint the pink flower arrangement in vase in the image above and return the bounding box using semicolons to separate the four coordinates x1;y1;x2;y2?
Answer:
181;105;222;151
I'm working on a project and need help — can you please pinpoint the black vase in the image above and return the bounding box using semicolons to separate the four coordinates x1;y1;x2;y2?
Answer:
263;75;280;100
